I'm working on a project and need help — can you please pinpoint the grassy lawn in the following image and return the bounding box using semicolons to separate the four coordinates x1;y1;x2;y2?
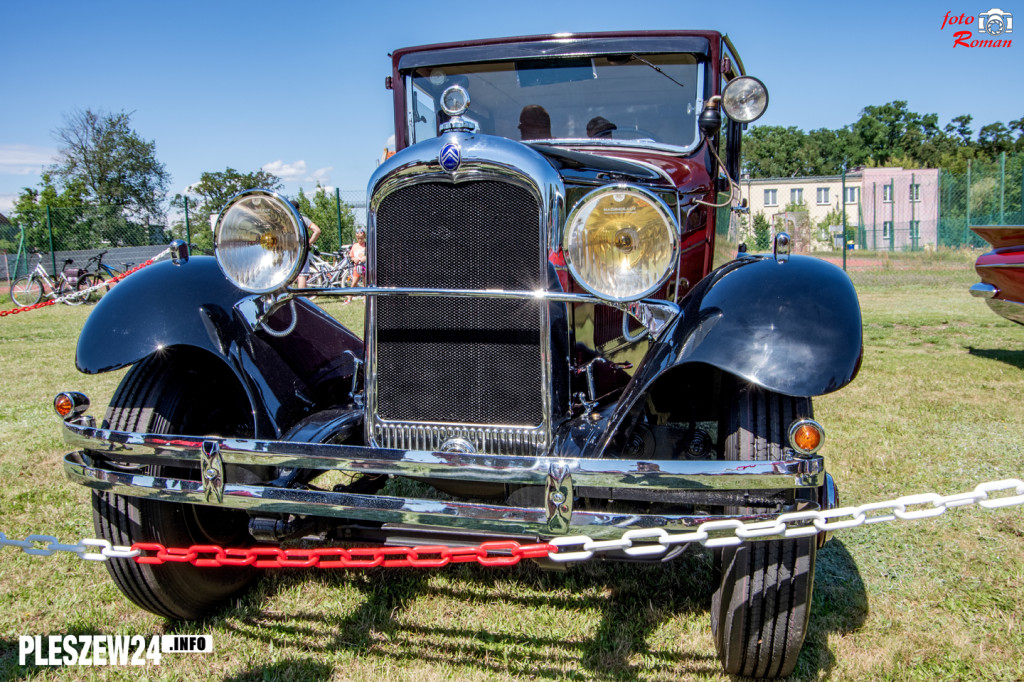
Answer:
0;251;1022;681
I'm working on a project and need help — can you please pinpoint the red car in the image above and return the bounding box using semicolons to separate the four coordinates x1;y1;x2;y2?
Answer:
971;226;1024;325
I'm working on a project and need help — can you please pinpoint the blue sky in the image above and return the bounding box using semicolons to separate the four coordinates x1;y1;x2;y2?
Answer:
1;0;1021;217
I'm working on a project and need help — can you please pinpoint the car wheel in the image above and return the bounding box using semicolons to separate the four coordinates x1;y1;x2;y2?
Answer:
92;354;258;620
10;275;43;306
710;382;816;678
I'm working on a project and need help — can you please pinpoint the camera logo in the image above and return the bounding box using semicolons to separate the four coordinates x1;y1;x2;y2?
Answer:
979;8;1013;35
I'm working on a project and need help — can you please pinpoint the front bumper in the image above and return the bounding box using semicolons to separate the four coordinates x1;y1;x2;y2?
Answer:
62;418;828;541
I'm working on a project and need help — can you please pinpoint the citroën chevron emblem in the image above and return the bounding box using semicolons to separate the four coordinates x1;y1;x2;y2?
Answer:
439;144;461;172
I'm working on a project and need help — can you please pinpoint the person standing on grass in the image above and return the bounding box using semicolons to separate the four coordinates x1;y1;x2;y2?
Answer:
290;199;321;289
349;228;367;287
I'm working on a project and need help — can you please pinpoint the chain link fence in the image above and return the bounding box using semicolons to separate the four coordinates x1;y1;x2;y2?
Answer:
2;191;367;282
938;153;1023;249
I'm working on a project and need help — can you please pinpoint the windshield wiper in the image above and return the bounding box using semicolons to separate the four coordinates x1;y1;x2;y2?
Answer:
626;54;688;90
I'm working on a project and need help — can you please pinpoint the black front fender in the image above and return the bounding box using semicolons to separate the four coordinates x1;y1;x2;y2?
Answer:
76;256;364;438
77;257;249;374
660;254;863;396
577;255;862;458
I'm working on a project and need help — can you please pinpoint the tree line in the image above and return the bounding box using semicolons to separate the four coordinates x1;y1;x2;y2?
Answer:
742;100;1023;178
6;108;357;253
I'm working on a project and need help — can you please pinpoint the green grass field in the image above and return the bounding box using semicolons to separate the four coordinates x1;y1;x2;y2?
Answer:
0;251;1022;681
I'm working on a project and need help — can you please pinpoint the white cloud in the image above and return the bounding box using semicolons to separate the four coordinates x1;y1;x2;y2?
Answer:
307;166;333;185
0;144;55;175
262;160;333;187
262;159;307;182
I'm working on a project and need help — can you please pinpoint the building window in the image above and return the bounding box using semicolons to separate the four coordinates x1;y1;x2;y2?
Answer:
764;189;778;206
844;187;859;204
883;221;893;239
909;220;920;238
910;184;921;202
883;184;894;203
790;188;803;205
816;187;830;205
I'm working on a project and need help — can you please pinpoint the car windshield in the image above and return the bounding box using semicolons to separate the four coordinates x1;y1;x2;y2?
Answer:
405;53;704;151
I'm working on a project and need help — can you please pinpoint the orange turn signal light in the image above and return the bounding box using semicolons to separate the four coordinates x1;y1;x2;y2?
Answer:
53;392;89;419
788;419;825;455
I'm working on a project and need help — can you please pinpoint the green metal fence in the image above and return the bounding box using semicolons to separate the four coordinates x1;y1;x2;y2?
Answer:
937;153;1023;249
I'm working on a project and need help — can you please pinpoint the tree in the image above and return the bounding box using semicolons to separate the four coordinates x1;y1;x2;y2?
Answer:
852;101;935;166
50;108;170;220
752;212;771;250
742;126;806;177
977;122;1014;157
10;173;93;250
170;167;283;252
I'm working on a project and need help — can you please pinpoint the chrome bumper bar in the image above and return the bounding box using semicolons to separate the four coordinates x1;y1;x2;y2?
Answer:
63;419;825;539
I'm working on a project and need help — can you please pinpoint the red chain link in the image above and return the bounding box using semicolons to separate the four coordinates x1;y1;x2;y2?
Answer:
1;259;156;318
0;299;58;317
131;540;558;569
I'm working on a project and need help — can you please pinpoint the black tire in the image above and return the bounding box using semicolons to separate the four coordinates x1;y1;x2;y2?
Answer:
10;275;43;306
80;273;108;303
92;354;258;620
75;274;99;304
711;383;816;678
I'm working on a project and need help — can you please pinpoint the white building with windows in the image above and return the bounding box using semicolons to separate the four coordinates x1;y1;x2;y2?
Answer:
740;167;939;251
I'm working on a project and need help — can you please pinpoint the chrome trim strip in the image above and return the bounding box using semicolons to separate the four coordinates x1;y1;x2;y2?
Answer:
970;283;998;299
375;422;545;456
977;262;1024;268
64;452;807;540
290;286;681;308
62;420;824;491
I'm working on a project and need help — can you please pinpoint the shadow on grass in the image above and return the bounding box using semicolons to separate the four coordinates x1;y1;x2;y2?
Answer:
203;539;867;681
0;638;33;681
217;552;723;680
967;346;1024;370
794;539;869;680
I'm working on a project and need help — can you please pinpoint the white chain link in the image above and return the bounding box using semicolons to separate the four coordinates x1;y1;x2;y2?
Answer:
49;248;172;305
547;478;1024;562
0;532;140;561
1;478;1021;565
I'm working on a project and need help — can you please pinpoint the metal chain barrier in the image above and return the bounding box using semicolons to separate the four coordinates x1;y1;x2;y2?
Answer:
1;478;1021;568
0;249;171;318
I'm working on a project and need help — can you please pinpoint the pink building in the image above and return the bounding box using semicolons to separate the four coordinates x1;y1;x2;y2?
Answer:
858;168;939;251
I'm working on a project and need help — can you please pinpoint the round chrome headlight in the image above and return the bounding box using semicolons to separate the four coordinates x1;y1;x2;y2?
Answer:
563;185;679;302
721;76;769;124
214;190;307;293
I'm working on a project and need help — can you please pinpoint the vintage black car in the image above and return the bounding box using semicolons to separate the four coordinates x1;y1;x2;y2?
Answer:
58;31;862;677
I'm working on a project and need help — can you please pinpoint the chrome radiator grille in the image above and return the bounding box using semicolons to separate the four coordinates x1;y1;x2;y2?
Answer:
371;179;545;450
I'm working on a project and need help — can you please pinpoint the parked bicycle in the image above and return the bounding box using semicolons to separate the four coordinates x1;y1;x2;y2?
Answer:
80;250;136;300
306;247;355;288
9;258;96;307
